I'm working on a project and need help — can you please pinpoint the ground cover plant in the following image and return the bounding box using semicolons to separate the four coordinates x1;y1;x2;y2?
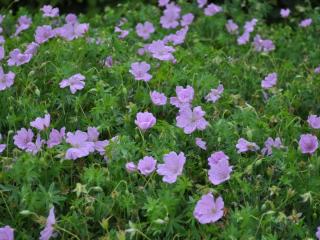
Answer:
0;0;320;239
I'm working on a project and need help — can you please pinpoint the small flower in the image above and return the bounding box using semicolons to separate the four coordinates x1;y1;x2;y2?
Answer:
158;0;169;7
261;137;283;156
65;131;95;160
181;13;194;27
225;19;238;34
114;26;129;39
244;19;258;33
0;225;14;240
13;128;34;150
65;14;78;24
0;46;4;60
0;66;15;91
129;62;152;82
163;27;189;45
197;0;207;8
208;152;232;185
208;151;229;167
25;42;39;55
237;31;250;45
125;162;137;173
137;156;157;176
47;127;66;148
150;91;167;106
204;3;222;16
157;151;186;183
280;8;290;18
7;49;32;66
193;193;224;224
308;115;320;129
170;85;194;109
87;127;109;155
55;22;89;41
30;114;50;131
136;21;155;40
59;73;85;94
315;65;320;74
35;25;55;44
261;73;277;89
39;207;56;240
41;5;59;17
205;84;224;103
147;40;175;61
236;138;260;153
160;3;181;29
195;138;207;150
25;134;43;155
176;106;208;134
104;56;113;68
299;18;312;28
14;16;32;36
0;144;6;154
299;134;318;154
316;226;320;240
135;112;156;131
253;35;275;52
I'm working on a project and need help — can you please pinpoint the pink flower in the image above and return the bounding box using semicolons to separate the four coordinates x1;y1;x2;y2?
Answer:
65;130;95;160
195;138;207;150
170;85;194;109
7;49;32;66
0;66;15;91
35;25;55;44
47;127;66;148
30;114;50;131
59;73;86;94
157;151;186;183
204;3;222;16
280;8;290;18
25;134;43;155
0;225;14;240
176;106;208;134
208;151;232;185
13;128;34;150
55;23;89;41
147;40;175;61
150;91;167;106
41;5;59;17
205;84;224;103
126;162;137;173
261;72;277;89
244;19;258;33
237;31;250;45
87;127;109;155
160;3;181;29
158;0;169;7
236;138;260;153
163;27;189;45
308;115;320;129
137;156;157;176
208;151;229;167
225;19;238;34
253;35;275;52
181;13;194;27
65;14;78;24
299;18;312;28
129;62;152;82
0;144;6;154
197;0;207;8
136;21;155;40
14;16;32;36
299;134;318;154
135;112;156;131
39;207;56;240
193;193;224;224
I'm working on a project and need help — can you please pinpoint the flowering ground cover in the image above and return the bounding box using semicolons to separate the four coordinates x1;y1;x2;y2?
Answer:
0;0;320;239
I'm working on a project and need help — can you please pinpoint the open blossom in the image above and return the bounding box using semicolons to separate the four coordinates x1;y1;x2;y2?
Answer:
308;115;320;129
35;25;55;44
0;46;4;60
59;73;85;94
104;56;113;68
299;134;318;154
136;21;155;40
261;72;277;89
208;152;232;185
176;106;208;134
181;13;194;27
47;127;66;148
204;3;222;16
253;35;275;52
299;18;312;28
206;84;224;103
25;134;43;155
65;131;95;160
237;31;250;45
114;26;129;39
30;114;50;131
226;19;238;34
197;0;207;8
158;0;169;7
261;137;283;156
150;91;167;106
8;48;33;66
25;42;39;55
0;66;15;91
163;27;189;45
14;16;32;36
147;40;175;61
157;151;186;183
316;226;320;240
170;85;194;108
0;144;6;154
135;112;156;131
40;207;56;240
55;22;89;41
13;128;34;150
280;8;290;18
195;138;207;150
137;156;157;176
160;3;181;29
129;62;152;82
208;151;229;167
126;162;137;173
244;18;258;33
87;127;109;155
236;138;260;153
41;5;59;17
193;193;224;224
0;225;14;240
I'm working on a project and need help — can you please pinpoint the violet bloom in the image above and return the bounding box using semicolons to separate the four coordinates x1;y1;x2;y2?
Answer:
181;13;194;27
316;226;320;240
193;193;224;224
59;73;85;94
13;128;34;150
30;113;50;131
25;42;39;55
65;130;95;160
135;112;156;131
315;65;320;74
208;151;229;167
299;18;312;28
0;225;14;240
136;21;155;40
197;0;207;8
225;19;238;34
236;138;260;153
114;26;129;39
253;35;275;52
208;152;232;185
237;31;250;45
126;162;137;173
280;8;290;18
147;40;175;61
261;72;277;89
39;207;56;240
150;91;167;106
204;3;222;16
55;22;89;41
158;0;169;7
244;19;258;33
65;14;78;24
195;137;207;150
0;46;4;60
26;134;43;155
41;5;59;17
137;156;157;176
261;137;283;156
87;127;109;155
176;106;209;134
157;151;186;183
14;16;32;36
0;144;6;154
163;27;189;45
308;115;320;129
0;66;15;91
170;85;194;109
205;84;224;103
129;62;152;82
47;127;66;148
299;134;318;154
104;56;113;68
160;3;181;29
7;49;32;66
35;25;55;44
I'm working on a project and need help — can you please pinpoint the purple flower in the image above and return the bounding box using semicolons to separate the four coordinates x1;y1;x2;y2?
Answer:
147;40;175;61
195;138;207;150
39;207;56;240
158;0;169;7
0;225;14;240
237;31;250;45
65;14;78;24
208;152;232;185
253;35;275;52
35;25;55;44
65;130;95;160
299;18;312;28
170;85;194;109
204;3;222;16
261;137;283;156
30;113;50;131
176;106;208;134
47;127;66;148
261;72;277;89
299;134;318;154
0;46;4;60
244;19;258;33
13;128;34;150
308;115;320;129
87;127;109;155
0;66;15;91
0;144;6;154
14;16;32;36
236;138;260;153
55;23;89;41
129;62;152;82
114;26;129;39
41;5;59;17
157;151;186;183
137;156;157;176
280;8;290;18
7;49;32;66
316;226;320;240
104;56;113;68
193;193;224;224
163;27;189;45
315;65;320;74
205;84;224;103
25;134;43;155
59;73;85;94
150;91;167;106
25;42;39;55
136;21;155;40
160;3;181;29
225;19;238;34
197;0;207;8
181;13;194;27
135;112;156;131
126;162;137;173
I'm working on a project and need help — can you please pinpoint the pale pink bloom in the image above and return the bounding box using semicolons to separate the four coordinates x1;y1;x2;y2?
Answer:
137;156;157;176
150;91;167;106
59;73;85;94
280;9;290;18
41;5;59;17
35;25;55;44
0;66;15;91
170;85;194;109
47;127;66;148
226;19;238;34
205;84;224;103
157;151;186;183
176;106;209;134
30;114;50;131
126;162;137;173
204;3;222;16
136;21;155;40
